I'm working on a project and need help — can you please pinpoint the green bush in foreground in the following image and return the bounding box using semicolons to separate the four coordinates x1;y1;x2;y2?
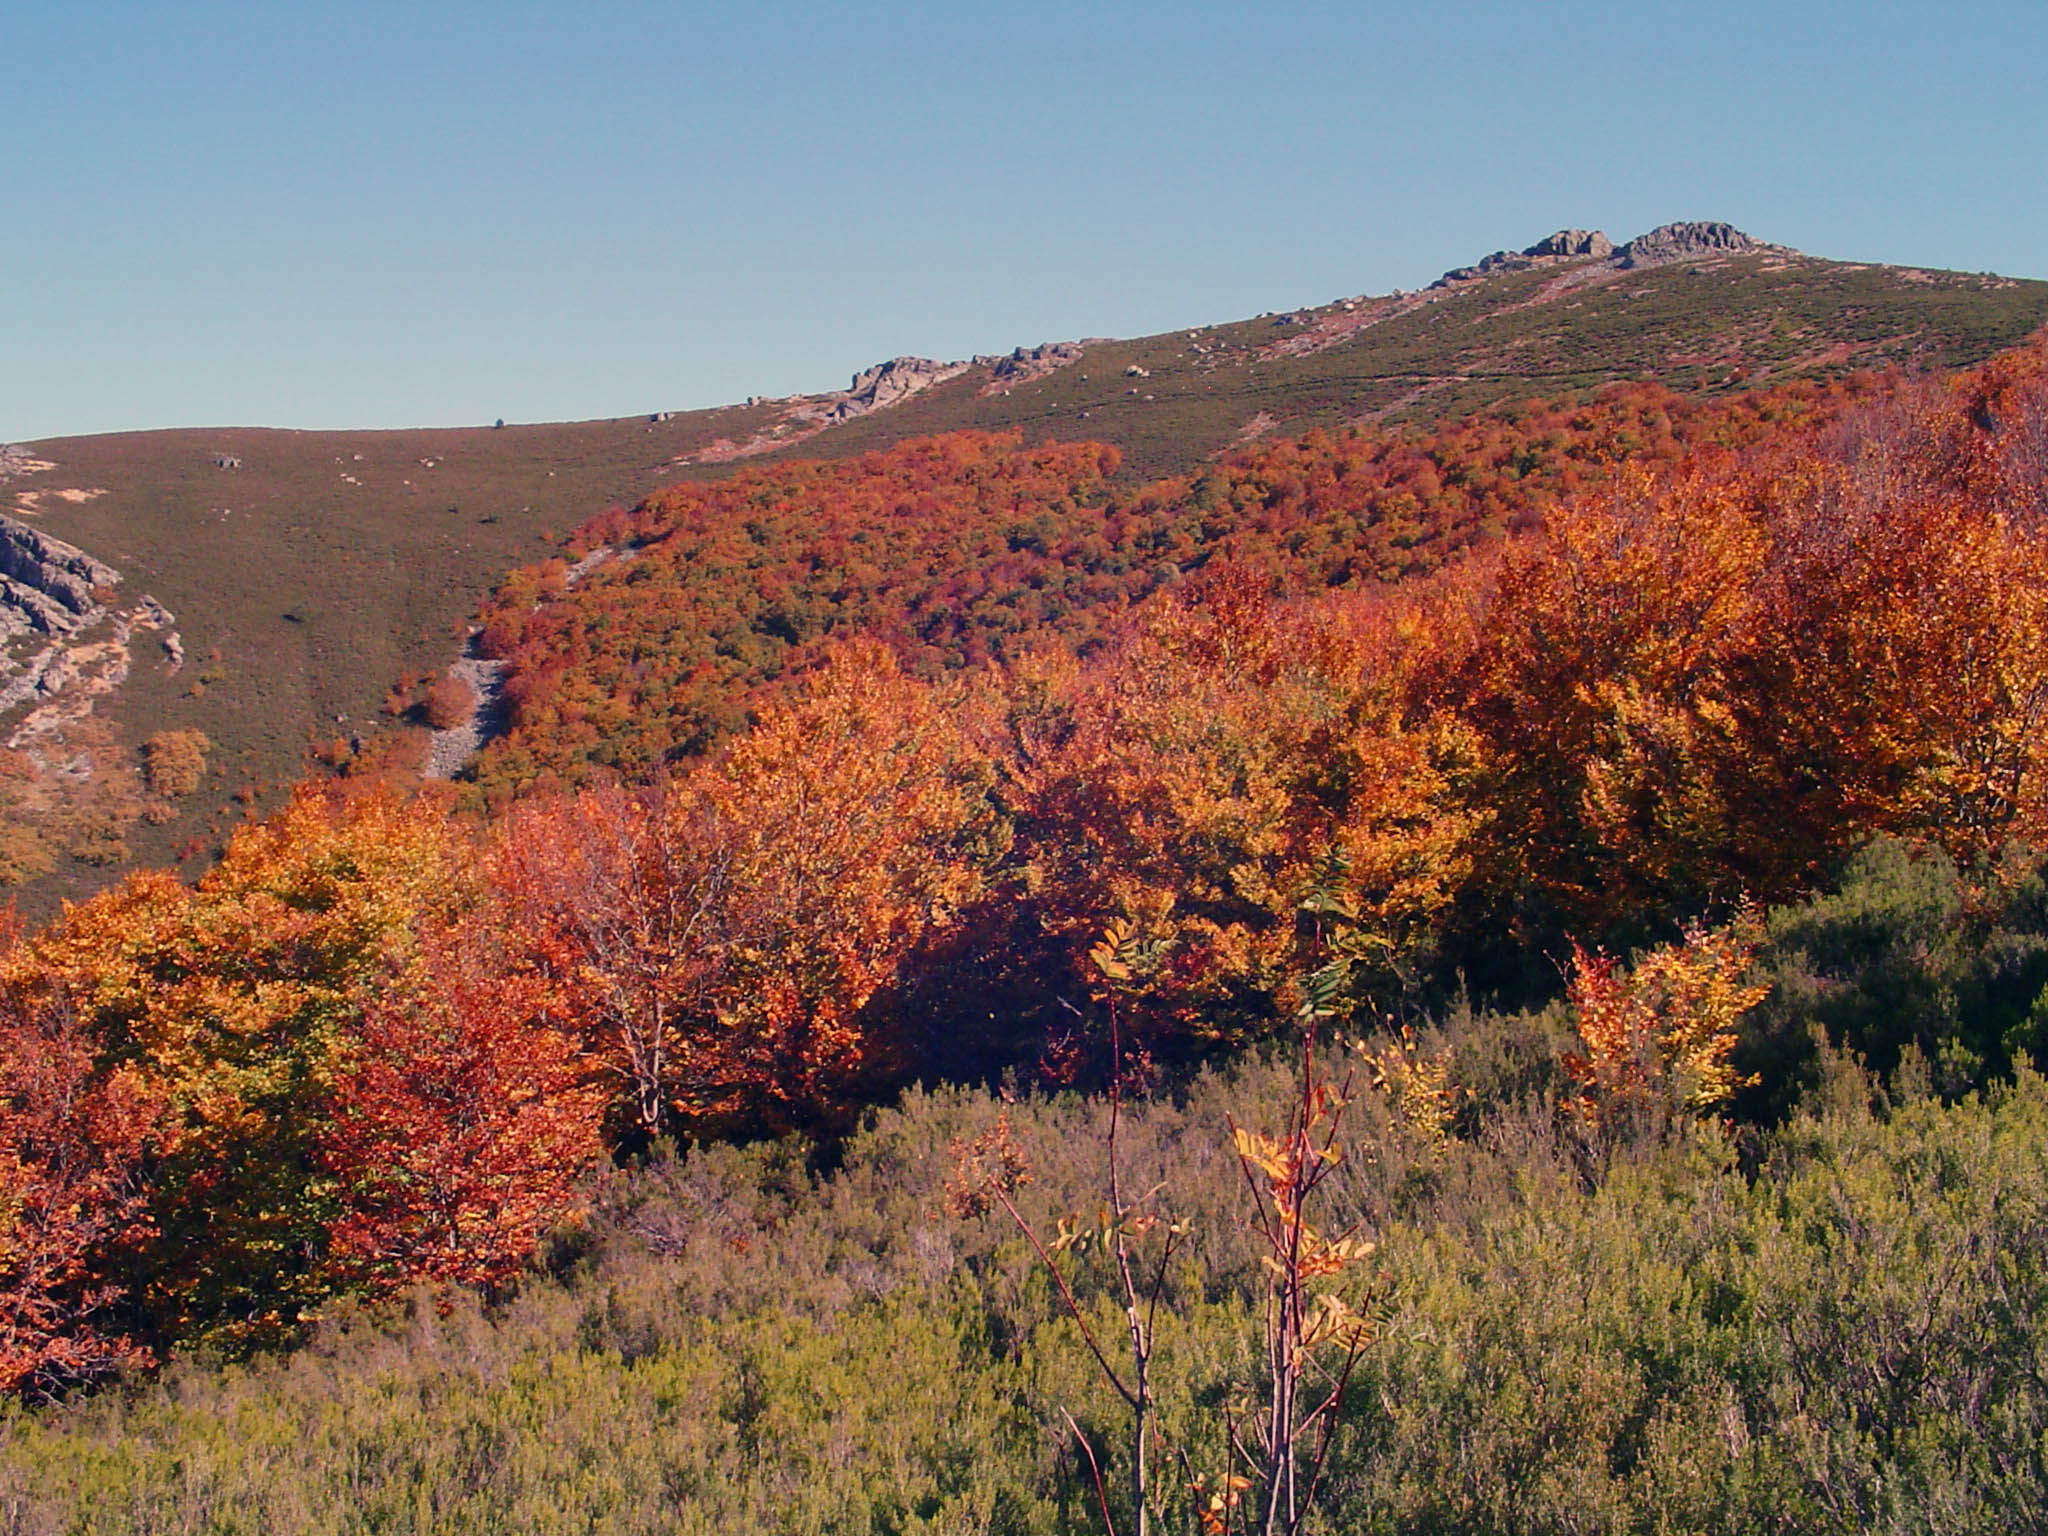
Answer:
2;1034;2046;1534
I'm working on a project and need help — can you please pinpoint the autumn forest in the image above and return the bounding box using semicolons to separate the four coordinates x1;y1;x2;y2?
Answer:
6;332;2048;1533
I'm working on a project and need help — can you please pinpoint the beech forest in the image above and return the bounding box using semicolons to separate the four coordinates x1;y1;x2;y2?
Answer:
5;335;2048;1534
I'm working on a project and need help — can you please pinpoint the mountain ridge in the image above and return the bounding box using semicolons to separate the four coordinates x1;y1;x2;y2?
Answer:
3;227;2046;910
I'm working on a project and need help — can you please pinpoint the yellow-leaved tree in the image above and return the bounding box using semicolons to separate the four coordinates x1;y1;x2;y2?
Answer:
1561;914;1768;1146
3;788;477;1350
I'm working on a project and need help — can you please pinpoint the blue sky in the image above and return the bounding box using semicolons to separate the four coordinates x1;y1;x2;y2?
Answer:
4;1;2043;440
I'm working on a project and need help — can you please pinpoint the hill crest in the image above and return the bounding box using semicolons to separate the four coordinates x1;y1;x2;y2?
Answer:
3;227;2046;910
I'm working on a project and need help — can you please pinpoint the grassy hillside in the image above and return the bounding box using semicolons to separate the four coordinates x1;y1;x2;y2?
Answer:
809;255;2048;480
4;407;778;907
6;246;2045;912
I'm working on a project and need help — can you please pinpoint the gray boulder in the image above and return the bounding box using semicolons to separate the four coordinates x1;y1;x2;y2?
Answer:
1525;228;1616;260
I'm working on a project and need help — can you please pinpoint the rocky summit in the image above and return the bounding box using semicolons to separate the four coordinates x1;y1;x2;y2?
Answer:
1434;221;1790;286
1618;220;1785;268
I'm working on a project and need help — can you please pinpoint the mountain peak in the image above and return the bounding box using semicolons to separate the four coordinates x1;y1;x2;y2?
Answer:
1433;221;1793;288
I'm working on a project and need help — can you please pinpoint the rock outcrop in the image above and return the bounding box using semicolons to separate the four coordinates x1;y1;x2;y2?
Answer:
1526;228;1616;260
0;510;180;746
1433;251;1530;287
982;341;1085;381
970;341;1087;397
794;356;974;426
0;647;68;715
0;515;119;638
1432;228;1617;287
1432;222;1792;288
695;342;1090;459
1616;221;1782;268
4;596;177;748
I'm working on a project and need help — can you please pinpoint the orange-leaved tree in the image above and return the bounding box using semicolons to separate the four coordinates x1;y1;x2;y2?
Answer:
491;784;719;1142
497;639;1007;1137
1005;563;1477;1057
1561;914;1768;1145
1458;465;1768;934
1739;455;2048;866
3;787;479;1349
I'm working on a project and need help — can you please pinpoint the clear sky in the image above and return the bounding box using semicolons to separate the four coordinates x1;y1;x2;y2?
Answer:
4;0;2043;441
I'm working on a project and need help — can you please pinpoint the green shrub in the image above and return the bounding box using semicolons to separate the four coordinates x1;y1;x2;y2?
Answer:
1743;839;2048;1117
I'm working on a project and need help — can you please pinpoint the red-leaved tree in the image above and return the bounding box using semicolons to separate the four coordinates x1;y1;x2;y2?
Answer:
320;924;605;1299
0;983;164;1397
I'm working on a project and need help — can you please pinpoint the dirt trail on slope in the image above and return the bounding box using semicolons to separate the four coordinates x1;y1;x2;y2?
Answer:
422;637;508;781
420;545;610;781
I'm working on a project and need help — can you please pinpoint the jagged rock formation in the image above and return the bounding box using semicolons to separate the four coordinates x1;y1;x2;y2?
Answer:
982;342;1085;380
1433;222;1792;288
1433;228;1618;287
975;342;1086;396
1616;221;1782;268
793;356;974;426
1527;229;1617;260
0;509;181;742
0;515;120;639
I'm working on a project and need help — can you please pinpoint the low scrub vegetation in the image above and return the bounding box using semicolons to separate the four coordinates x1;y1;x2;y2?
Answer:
3;1030;2045;1534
